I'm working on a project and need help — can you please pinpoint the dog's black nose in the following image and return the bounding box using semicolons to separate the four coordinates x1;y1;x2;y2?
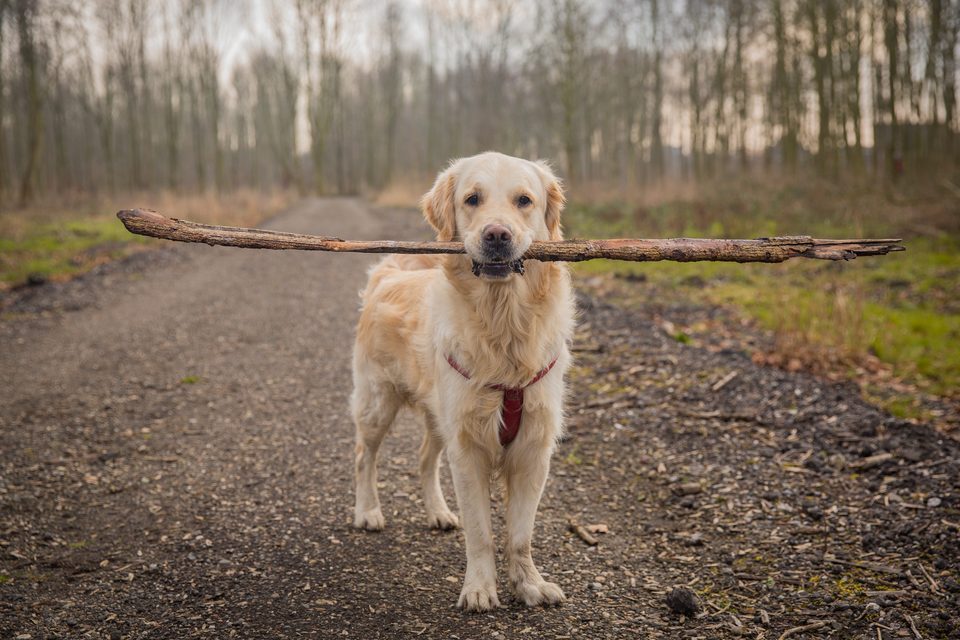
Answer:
482;224;513;255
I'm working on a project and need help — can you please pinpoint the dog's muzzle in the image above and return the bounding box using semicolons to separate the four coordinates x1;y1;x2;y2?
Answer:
471;259;525;278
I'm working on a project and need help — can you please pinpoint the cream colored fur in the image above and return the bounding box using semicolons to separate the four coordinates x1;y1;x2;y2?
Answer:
351;152;575;612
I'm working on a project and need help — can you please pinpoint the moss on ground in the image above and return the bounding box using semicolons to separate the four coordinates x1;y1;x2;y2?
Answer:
0;218;149;286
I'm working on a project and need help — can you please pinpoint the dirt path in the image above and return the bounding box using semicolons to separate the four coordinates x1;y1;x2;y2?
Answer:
2;199;957;639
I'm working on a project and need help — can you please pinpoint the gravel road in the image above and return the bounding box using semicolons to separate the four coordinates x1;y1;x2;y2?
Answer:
2;199;957;639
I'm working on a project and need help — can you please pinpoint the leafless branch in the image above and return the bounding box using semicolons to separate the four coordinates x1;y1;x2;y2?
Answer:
117;209;905;264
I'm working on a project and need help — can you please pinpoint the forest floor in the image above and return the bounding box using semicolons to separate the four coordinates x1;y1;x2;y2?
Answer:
1;199;958;639
565;177;960;427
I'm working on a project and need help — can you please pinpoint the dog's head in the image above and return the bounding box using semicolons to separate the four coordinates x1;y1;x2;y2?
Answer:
421;152;565;280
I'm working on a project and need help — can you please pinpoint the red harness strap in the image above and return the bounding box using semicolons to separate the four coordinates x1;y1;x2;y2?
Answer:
446;354;558;447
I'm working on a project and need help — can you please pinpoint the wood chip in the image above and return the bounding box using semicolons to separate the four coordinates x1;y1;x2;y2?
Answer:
849;452;895;469
568;519;598;546
673;482;703;496
711;371;738;391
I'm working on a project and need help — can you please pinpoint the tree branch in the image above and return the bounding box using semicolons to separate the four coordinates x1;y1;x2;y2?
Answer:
117;209;905;264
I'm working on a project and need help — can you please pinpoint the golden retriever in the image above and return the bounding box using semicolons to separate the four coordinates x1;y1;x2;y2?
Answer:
351;152;574;611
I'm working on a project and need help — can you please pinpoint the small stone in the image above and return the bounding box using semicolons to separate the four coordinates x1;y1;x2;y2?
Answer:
683;533;704;546
828;453;847;469
589;582;604;591
802;503;824;521
926;497;941;508
673;482;703;496
665;586;701;616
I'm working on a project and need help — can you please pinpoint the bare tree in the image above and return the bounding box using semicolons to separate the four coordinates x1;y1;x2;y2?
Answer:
15;0;43;206
0;0;9;201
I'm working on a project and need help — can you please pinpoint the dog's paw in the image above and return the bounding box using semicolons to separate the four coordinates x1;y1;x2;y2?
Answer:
513;579;565;607
426;509;459;531
457;582;500;612
353;508;385;531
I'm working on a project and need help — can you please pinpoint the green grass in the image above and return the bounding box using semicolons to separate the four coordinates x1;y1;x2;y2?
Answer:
565;186;960;403
0;218;148;286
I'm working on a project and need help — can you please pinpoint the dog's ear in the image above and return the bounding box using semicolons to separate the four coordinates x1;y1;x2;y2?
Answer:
421;164;458;241
535;160;565;240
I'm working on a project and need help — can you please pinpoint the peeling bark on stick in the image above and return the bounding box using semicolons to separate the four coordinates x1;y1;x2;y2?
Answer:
117;208;905;264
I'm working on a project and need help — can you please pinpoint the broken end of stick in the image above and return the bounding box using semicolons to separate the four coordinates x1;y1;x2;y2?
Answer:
117;207;167;225
117;208;178;238
802;239;905;261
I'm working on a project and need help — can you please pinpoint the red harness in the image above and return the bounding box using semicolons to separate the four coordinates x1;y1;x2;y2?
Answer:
446;354;558;447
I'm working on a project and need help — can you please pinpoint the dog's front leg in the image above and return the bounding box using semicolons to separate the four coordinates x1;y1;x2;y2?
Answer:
448;442;499;611
504;446;565;607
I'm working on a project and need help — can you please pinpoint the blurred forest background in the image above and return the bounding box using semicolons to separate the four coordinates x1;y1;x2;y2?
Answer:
0;0;958;425
1;0;959;198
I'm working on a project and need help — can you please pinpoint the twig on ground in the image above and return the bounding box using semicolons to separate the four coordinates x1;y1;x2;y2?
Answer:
916;561;941;593
904;613;924;639
711;371;739;391
117;209;906;264
778;620;831;639
848;452;895;469
567;519;599;546
825;556;903;576
905;569;923;589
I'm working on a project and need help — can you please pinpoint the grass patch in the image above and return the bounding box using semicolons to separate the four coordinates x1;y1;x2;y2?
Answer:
180;375;201;385
564;445;583;466
565;179;960;401
0;188;295;290
0;218;150;286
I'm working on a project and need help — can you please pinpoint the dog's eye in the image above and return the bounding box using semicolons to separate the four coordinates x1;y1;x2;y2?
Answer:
465;194;479;207
517;195;532;207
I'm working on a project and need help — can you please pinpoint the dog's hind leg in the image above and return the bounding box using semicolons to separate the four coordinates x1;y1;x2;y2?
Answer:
352;378;401;531
417;410;458;530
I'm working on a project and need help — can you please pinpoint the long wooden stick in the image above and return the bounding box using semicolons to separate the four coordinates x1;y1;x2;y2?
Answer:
117;208;904;263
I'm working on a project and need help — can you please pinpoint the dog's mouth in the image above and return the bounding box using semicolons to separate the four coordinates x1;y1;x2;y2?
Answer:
471;259;525;279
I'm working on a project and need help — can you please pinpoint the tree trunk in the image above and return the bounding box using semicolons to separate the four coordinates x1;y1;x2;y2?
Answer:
559;0;582;184
808;1;831;175
884;0;900;179
135;0;152;187
16;0;42;207
943;0;958;152
650;0;665;179
0;0;7;202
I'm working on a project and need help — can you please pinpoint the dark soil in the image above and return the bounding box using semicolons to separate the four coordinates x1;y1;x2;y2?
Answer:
2;199;957;639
